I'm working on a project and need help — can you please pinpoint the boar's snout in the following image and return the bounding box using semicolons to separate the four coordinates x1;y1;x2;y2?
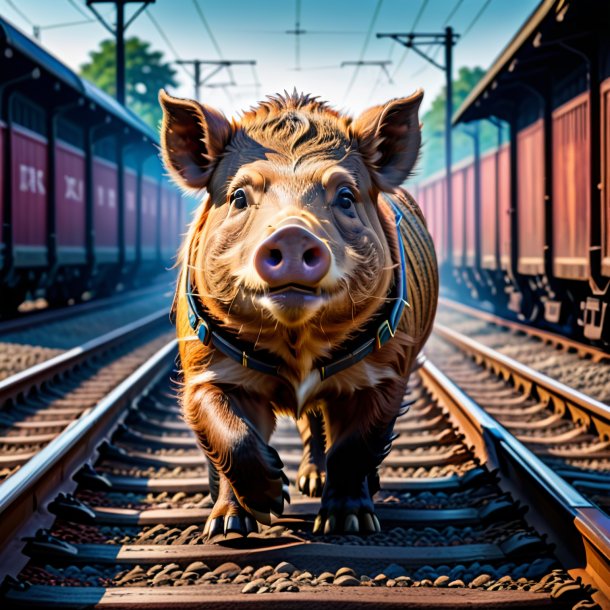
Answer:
254;225;331;289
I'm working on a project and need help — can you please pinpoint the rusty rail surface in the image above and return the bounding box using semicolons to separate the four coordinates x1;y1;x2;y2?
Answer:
0;310;170;404
420;357;610;604
433;322;610;445
0;340;177;578
438;297;610;363
0;346;604;608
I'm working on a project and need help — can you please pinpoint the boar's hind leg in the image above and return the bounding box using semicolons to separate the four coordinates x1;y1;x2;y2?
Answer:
184;384;288;529
296;409;326;497
203;470;259;540
313;385;403;535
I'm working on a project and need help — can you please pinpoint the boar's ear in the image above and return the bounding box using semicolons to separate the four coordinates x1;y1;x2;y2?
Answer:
159;89;232;190
352;90;423;191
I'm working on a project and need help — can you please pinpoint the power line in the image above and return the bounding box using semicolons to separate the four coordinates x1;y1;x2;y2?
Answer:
462;0;493;38
343;0;385;101
36;18;95;34
146;10;193;79
412;0;490;79
391;0;429;78
408;0;464;79
66;0;92;19
443;0;464;27
191;0;224;58
191;0;234;101
5;0;34;25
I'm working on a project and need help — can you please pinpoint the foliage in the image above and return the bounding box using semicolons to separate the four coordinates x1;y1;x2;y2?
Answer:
80;37;177;130
417;66;505;180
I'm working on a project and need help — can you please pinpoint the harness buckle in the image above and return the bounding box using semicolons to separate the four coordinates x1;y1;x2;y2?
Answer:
376;319;395;349
197;319;212;346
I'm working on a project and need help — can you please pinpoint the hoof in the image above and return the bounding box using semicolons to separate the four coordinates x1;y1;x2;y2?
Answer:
312;509;381;535
297;462;326;498
204;511;259;542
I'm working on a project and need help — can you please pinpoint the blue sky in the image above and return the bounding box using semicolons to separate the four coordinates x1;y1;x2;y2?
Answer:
1;0;539;118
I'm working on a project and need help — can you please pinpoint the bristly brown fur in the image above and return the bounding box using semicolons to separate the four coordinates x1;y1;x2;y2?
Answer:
160;88;438;533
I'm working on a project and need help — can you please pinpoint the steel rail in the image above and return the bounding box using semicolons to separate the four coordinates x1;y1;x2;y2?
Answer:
0;309;171;403
433;322;610;440
439;296;610;363
420;357;610;604
0;340;177;575
0;281;172;336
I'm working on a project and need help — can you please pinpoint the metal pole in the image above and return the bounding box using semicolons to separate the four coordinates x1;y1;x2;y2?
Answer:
473;122;481;270
445;26;453;269
194;61;201;101
116;0;126;105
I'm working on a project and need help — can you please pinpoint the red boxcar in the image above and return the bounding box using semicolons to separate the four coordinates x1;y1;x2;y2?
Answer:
11;125;48;267
480;144;511;270
480;149;497;269
431;177;446;264
552;92;590;280
603;78;610;277
463;162;475;267
140;176;159;261
451;168;465;266
93;157;119;263
517;119;545;275
123;167;138;263
55;140;86;264
498;144;511;269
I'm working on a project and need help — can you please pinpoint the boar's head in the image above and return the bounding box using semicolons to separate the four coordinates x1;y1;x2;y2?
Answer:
160;90;422;370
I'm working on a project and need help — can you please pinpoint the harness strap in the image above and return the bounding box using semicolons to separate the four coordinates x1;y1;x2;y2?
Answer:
186;196;409;381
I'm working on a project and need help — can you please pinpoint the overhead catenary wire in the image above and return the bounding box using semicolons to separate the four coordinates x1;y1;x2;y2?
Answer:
462;0;493;38
146;10;193;79
343;0;385;102
66;0;93;20
443;0;465;27
5;0;34;26
38;19;96;32
407;0;489;80
390;0;429;79
191;0;234;102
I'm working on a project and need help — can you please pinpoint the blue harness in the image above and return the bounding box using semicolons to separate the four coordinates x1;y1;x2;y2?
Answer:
186;197;409;381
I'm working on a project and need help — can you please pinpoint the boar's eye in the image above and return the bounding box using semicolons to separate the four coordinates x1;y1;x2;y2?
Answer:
231;188;248;210
334;186;356;212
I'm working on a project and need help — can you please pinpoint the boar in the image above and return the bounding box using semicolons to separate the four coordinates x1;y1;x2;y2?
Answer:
159;90;438;539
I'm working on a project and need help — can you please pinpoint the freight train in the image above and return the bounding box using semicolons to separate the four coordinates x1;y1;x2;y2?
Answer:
0;16;188;316
412;0;610;348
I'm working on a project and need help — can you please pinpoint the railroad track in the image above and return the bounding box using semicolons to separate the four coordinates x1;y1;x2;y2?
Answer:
0;280;171;337
0;345;606;608
0;308;174;482
437;298;610;402
426;322;610;517
0;285;173;382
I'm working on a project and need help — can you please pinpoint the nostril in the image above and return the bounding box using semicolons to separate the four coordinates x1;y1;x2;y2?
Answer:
303;247;321;268
267;248;283;267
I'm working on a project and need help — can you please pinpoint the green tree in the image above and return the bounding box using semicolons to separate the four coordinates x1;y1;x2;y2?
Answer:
80;37;177;130
417;66;503;180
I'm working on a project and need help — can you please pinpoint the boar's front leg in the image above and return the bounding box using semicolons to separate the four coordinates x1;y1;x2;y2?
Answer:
204;463;259;539
296;409;326;497
183;383;287;536
313;380;405;534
